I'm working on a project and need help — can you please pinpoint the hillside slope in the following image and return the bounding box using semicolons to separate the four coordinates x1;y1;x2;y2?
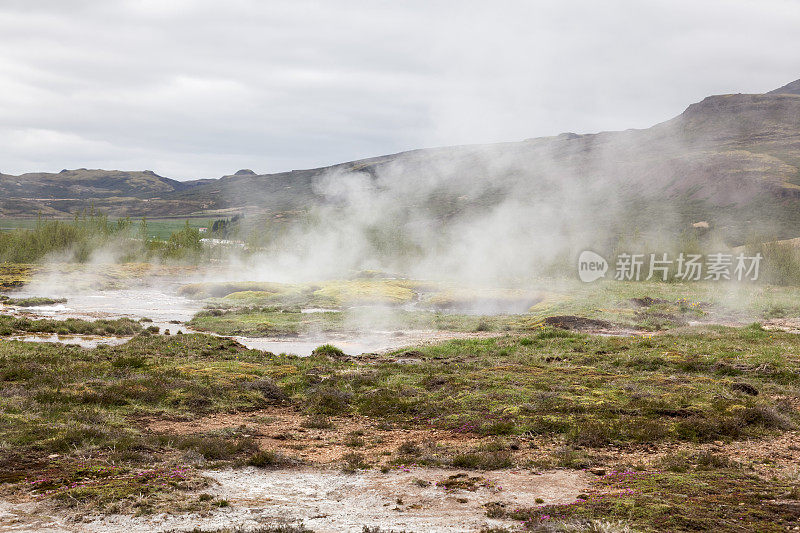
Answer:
2;78;800;243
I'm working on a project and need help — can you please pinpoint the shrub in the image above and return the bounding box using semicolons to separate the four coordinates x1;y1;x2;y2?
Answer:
247;378;288;403
452;451;512;470
568;419;614;447
308;387;352;415
341;452;370;473
301;415;335;429
247;450;282;468
312;344;346;358
171;435;258;460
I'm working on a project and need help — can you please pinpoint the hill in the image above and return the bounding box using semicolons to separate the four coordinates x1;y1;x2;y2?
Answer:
0;169;209;218
3;78;800;244
768;79;800;95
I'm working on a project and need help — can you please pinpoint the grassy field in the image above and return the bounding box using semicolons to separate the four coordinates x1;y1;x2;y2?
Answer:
0;217;215;241
0;325;798;530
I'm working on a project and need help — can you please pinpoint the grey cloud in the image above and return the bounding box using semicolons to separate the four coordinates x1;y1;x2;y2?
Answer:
0;0;799;179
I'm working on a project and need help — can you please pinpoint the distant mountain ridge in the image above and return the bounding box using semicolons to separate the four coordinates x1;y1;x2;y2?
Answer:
768;79;800;95
2;78;800;238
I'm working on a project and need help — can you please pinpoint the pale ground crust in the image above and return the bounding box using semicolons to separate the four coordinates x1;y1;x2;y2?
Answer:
3;402;799;533
0;468;589;533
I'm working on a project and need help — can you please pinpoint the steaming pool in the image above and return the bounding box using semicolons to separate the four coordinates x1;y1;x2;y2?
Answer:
2;285;481;356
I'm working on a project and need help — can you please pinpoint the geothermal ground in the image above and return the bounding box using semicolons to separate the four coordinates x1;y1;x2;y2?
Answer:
2;265;800;532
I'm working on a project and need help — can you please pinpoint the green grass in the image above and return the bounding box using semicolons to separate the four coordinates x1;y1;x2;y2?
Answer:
0;217;214;241
0;315;143;336
0;296;67;307
528;279;800;328
0;333;284;511
188;307;529;336
2;325;796;456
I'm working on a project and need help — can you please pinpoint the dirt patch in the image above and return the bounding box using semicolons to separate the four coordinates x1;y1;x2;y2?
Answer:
146;407;485;466
764;318;800;333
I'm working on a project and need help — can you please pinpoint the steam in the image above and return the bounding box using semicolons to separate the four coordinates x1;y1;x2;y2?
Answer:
235;130;696;284
14;91;799;338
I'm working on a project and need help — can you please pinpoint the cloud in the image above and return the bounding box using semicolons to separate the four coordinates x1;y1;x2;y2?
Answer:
0;0;799;179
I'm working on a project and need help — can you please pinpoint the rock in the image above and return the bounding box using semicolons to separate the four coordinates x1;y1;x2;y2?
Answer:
588;467;606;476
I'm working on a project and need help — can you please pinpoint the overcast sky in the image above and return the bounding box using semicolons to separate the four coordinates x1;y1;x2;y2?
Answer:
1;0;799;180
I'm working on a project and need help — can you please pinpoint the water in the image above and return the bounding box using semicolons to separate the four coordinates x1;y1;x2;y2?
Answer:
2;284;435;356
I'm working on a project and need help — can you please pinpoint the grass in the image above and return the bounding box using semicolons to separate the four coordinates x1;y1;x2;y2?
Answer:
87;324;800;445
0;262;199;293
1;321;799;525
0;315;143;336
179;278;421;307
188;306;534;336
0;264;35;290
527;279;800;328
0;296;67;307
3;325;796;459
0;217;214;241
27;463;209;514
499;463;800;532
0;334;286;512
247;449;283;467
185;278;800;338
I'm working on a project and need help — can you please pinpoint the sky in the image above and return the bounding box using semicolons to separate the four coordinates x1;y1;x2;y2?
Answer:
1;0;799;180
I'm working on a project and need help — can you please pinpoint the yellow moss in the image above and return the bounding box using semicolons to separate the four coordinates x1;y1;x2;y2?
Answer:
424;288;542;309
264;365;299;377
311;279;414;305
224;290;279;300
0;263;36;288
